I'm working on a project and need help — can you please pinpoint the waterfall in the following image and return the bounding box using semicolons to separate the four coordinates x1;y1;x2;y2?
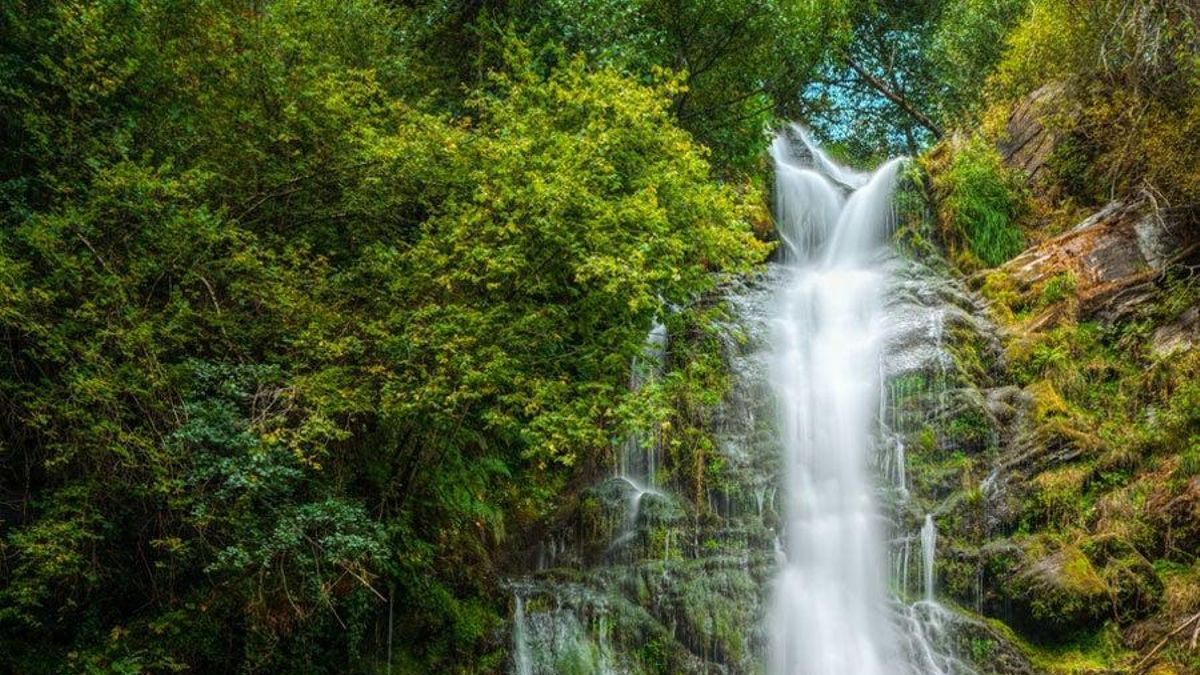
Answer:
512;594;533;675
922;514;937;603
767;126;903;675
611;321;669;549
620;320;667;487
504;125;987;675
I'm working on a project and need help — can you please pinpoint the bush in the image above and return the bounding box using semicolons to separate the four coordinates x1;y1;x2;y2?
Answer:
935;137;1027;267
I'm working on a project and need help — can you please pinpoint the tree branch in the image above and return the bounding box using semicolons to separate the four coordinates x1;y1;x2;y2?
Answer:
1134;610;1200;673
843;55;942;139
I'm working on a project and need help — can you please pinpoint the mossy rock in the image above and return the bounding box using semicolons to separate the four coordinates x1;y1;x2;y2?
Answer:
985;385;1030;428
937;388;999;455
1026;380;1069;421
945;613;1041;675
1007;539;1113;641
676;571;758;665
1097;556;1161;625
1027;463;1094;528
1147;476;1200;563
1032;417;1103;457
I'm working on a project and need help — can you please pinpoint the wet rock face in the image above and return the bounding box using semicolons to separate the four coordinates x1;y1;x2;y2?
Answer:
976;534;1164;643
505;271;783;675
938;613;1040;675
1083;535;1163;623
506;260;1044;675
997;83;1068;189
1001;200;1186;322
980;385;1106;536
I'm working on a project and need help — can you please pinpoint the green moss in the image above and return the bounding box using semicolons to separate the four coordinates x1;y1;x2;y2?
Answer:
970;613;1133;674
980;269;1022;323
552;636;604;675
674;566;759;667
948;322;995;383
1025;624;1132;675
1035;418;1103;454
1004;538;1114;641
1026;380;1069;420
1029;464;1093;528
1037;271;1078;308
639;637;669;675
1180;445;1200;480
945;406;995;454
918;427;938;453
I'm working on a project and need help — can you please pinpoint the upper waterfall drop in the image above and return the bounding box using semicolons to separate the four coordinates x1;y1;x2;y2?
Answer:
767;126;903;675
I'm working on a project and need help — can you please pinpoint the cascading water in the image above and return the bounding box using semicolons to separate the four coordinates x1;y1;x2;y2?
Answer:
503;124;1012;675
922;514;938;603
512;594;533;675
767;125;904;675
612;322;669;550
621;321;668;487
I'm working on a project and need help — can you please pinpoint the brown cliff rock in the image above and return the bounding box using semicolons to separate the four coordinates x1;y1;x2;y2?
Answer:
1000;200;1185;322
998;82;1069;189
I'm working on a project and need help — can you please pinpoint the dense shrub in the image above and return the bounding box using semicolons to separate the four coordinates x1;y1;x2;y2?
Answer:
933;137;1026;267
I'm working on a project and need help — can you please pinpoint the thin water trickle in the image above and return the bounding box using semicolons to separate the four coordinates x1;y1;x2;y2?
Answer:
608;321;671;552
922;514;937;603
619;321;667;487
512;594;533;675
767;126;903;675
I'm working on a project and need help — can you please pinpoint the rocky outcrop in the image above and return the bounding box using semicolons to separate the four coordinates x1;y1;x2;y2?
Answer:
973;532;1164;645
1147;475;1200;563
998;83;1068;189
1011;541;1111;636
1000;199;1187;322
1152;305;1200;357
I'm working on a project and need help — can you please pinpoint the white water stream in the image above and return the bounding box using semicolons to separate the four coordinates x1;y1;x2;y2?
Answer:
512;594;533;675
922;514;938;603
767;126;905;675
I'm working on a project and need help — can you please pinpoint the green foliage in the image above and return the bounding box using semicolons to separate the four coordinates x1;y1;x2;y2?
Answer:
0;2;768;671
515;0;850;170
934;137;1026;267
0;0;1193;671
988;0;1200;206
1038;272;1077;308
387;0;850;172
640;636;670;675
808;0;1027;156
930;0;1028;115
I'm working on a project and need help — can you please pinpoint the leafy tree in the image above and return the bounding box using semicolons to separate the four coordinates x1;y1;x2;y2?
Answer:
806;0;1027;157
398;0;852;172
0;2;767;671
525;0;851;170
988;0;1200;206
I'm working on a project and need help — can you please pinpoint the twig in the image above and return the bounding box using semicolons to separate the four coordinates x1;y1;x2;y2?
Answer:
1135;610;1200;672
75;232;118;279
197;275;222;315
842;55;942;139
342;564;387;602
